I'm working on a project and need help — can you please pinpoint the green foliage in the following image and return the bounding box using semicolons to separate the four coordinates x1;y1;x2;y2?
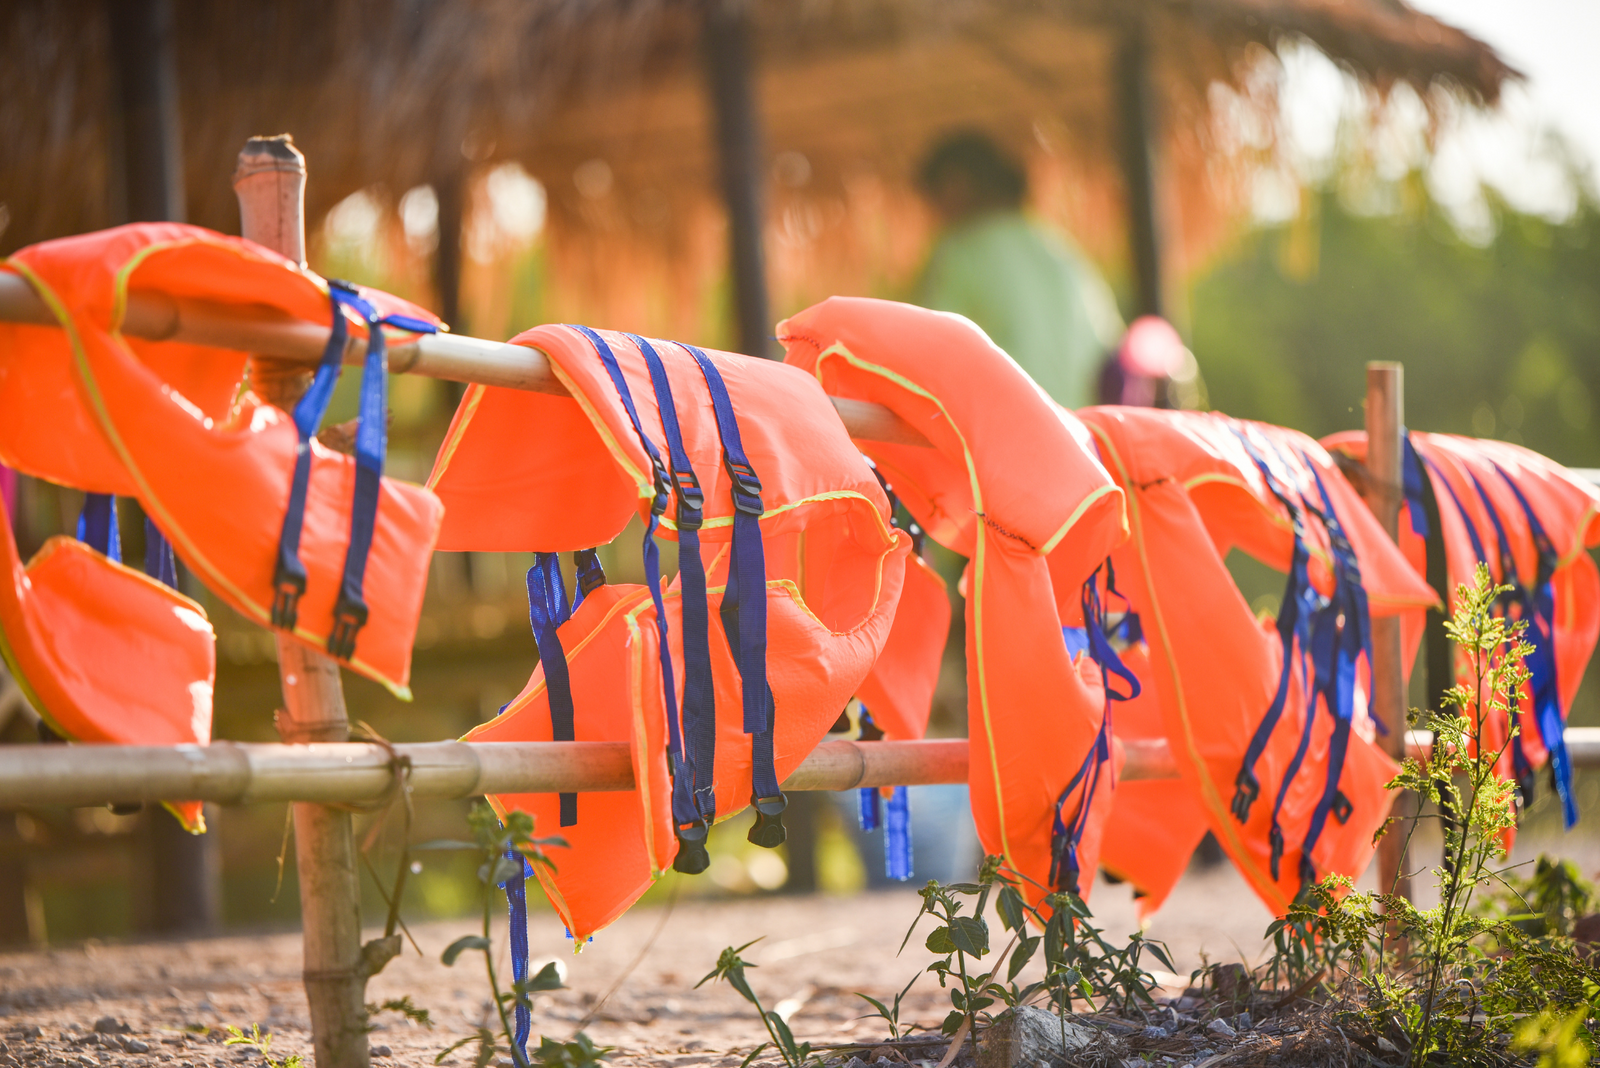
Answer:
1257;565;1600;1065
436;802;569;1068
698;940;820;1068
368;995;435;1029
523;1032;615;1068
223;1024;304;1068
1192;183;1600;467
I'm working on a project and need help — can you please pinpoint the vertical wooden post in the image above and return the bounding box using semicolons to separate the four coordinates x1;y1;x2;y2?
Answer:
1113;18;1165;320
703;0;774;359
1366;362;1413;907
234;135;371;1068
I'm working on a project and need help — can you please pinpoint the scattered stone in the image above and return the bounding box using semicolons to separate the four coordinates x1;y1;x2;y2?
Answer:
1205;1018;1235;1040
1376;1037;1400;1054
976;1006;1095;1068
1235;1012;1252;1031
1142;1026;1169;1040
370;1045;392;1058
92;1018;130;1036
125;1039;152;1054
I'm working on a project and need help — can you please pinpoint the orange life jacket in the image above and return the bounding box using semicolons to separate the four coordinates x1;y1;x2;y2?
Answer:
1325;430;1600;829
1080;408;1436;918
429;325;909;940
778;297;1128;909
0;223;444;697
0;490;214;831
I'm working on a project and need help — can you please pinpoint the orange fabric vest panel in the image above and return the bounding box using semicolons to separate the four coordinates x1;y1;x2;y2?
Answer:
0;224;443;697
0;492;214;831
431;326;908;940
1325;430;1600;826
779;297;1127;908
1081;408;1434;917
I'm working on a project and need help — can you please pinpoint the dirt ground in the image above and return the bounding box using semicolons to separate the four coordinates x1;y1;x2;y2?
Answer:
0;864;1285;1068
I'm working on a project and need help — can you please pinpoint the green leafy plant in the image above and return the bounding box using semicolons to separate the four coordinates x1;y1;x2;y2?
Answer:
368;995;434;1029
1256;565;1600;1064
434;802;570;1068
698;940;820;1068
223;1024;303;1068
522;1032;615;1068
1514;999;1599;1068
854;972;919;1040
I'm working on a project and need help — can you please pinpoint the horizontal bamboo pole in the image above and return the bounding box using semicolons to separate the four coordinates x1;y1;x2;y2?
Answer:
3;730;1595;810
0;270;932;448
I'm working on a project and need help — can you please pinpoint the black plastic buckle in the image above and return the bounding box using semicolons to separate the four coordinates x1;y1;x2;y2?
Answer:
1231;769;1260;824
270;565;307;629
1268;823;1284;881
1331;790;1353;825
724;457;764;516
746;793;788;848
673;820;711;875
327;597;369;660
673;468;705;530
649;460;672;518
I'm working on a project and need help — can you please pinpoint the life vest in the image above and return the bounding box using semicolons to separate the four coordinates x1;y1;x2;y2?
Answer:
777;296;1128;909
1079;408;1436;918
0;489;215;831
428;324;909;940
1325;430;1600;830
0;224;444;697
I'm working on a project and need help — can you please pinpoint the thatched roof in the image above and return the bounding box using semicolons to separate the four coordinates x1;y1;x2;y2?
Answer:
1;0;1515;336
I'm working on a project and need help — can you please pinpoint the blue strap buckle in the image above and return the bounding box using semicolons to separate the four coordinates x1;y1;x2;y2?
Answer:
747;792;788;848
673;468;705;530
649;459;672;517
724;457;764;515
327;597;369;660
270;562;308;629
672;819;711;875
1231;769;1260;823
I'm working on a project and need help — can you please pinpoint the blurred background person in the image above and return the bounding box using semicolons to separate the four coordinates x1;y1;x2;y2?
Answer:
914;130;1125;408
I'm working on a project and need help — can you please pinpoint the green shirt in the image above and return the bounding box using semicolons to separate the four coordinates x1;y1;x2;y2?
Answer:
914;212;1124;409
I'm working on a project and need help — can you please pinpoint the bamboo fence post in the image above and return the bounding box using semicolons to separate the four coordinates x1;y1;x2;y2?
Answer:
1365;362;1414;908
233;135;373;1068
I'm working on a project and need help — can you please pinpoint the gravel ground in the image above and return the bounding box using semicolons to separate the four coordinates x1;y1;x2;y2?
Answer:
0;864;1289;1068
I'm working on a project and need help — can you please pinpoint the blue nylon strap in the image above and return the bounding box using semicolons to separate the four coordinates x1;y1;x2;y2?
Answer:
527;553;579;826
566;326;697;832
884;786;913;882
1294;465;1370;884
1401;433;1430;538
271;288;348;628
500;847;532;1065
144;517;177;588
1050;563;1141;894
678;344;781;805
1230;435;1319;826
1493;463;1577;827
857;786;881;831
328;285;392;661
1463;468;1541;795
77;494;121;563
631;334;718;826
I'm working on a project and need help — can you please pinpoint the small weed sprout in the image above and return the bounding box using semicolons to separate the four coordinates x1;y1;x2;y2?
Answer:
223;1024;303;1068
434;802;573;1068
367;995;434;1030
699;940;821;1068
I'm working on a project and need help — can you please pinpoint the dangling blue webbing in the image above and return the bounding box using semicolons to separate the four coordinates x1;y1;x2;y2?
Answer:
1401;434;1430;539
269;282;437;659
526;553;580;826
1293;465;1371;884
1230;438;1319;833
1049;561;1140;895
1425;456;1539;800
567;326;707;871
1492;463;1577;827
500;847;533;1067
677;343;787;848
144;517;177;588
631;335;719;835
77;494;121;562
854;706;914;881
